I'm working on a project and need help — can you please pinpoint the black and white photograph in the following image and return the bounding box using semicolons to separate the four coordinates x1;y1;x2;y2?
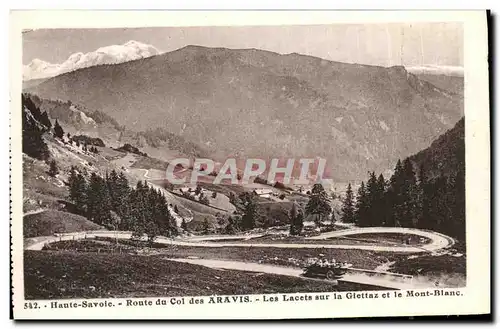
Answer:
10;10;490;320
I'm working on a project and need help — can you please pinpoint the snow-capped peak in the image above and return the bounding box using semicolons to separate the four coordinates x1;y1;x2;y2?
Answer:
23;40;161;81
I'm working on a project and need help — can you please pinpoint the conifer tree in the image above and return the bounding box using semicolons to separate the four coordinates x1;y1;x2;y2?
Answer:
305;183;332;227
106;170;130;220
53;120;64;139
242;194;258;230
364;172;378;226
202;218;210;235
39;111;52;130
449;167;465;240
387;159;404;226
87;173;112;226
181;218;188;231
22;94;42;122
401;158;419;227
68;166;88;215
376;174;388;226
354;181;368;226
289;202;304;235
195;185;202;196
341;183;355;223
48;160;59;177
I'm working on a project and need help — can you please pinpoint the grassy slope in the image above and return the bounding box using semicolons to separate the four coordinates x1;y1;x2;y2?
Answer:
390;254;466;276
24;251;383;299
23;155;68;212
23;210;104;238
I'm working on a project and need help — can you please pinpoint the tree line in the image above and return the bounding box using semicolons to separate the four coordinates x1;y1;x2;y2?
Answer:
68;167;178;242
340;158;465;240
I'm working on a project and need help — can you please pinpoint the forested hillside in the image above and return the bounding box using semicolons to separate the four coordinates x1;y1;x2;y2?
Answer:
341;118;465;240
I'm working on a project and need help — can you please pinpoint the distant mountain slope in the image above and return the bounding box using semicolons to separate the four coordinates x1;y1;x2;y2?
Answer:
28;45;464;181
22;77;50;90
409;117;464;179
25;93;208;159
415;74;463;96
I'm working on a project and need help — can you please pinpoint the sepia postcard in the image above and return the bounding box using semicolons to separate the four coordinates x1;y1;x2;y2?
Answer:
10;10;490;320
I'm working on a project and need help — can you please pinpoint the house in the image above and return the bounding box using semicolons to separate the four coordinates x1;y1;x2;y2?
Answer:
253;188;274;199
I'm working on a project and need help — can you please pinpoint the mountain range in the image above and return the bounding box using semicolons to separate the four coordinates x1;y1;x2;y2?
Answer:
25;45;464;181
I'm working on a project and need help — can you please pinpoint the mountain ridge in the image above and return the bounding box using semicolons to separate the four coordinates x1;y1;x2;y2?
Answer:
27;45;464;181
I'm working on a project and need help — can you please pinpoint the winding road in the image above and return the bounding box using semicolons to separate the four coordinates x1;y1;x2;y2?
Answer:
24;223;456;290
166;258;437;290
25;226;454;253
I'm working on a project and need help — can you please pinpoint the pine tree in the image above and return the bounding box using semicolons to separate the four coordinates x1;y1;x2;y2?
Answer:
87;173;112;226
364;172;378;226
202;218;210;235
289;202;304;235
39;111;52;130
109;211;121;231
376;174;388;226
402;158;419;227
224;216;237;234
413;164;428;229
106;170;131;222
242;194;258;230
22;94;42;122
48;160;59;177
449;167;465;240
387;159;404;227
305;183;332;227
354;181;368;226
341;183;355;223
181;218;188;231
53;120;64;139
68;167;88;215
195;185;202;196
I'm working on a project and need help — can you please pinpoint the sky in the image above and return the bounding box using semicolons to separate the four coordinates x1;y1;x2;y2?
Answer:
22;23;463;67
